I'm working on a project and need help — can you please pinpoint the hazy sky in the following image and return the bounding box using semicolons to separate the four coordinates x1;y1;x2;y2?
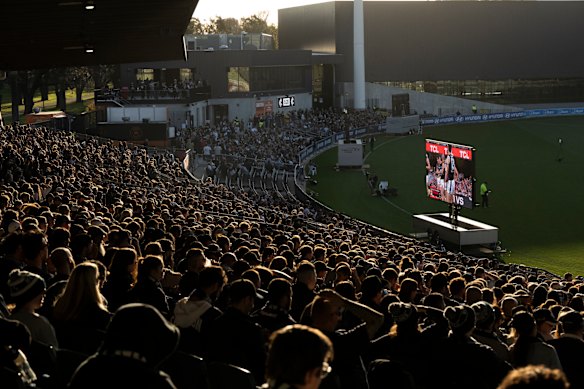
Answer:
192;0;425;26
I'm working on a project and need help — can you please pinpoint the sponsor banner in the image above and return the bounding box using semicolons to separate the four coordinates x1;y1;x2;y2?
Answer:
425;142;473;160
421;107;584;126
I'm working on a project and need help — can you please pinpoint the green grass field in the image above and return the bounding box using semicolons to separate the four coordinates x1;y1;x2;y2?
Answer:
311;117;584;276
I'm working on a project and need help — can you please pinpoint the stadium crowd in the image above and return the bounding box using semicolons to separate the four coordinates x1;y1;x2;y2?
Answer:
0;120;583;389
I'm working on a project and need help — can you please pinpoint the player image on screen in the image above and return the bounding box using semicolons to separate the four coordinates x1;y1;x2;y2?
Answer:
425;139;475;208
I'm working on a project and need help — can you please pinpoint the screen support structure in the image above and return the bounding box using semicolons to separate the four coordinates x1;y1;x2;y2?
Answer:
449;204;462;227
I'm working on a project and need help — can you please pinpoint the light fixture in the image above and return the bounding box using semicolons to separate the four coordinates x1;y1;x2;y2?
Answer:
84;1;95;10
85;44;94;53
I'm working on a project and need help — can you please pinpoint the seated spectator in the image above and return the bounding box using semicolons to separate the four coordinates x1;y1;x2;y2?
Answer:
173;265;226;355
497;365;569;389
102;248;137;312
21;230;51;283
206;279;266;383
369;302;437;388
128;255;172;319
252;277;295;335
508;310;562;370
291;261;318;321
8;269;58;348
0;317;37;386
69;303;180;389
472;301;511;362
305;290;384;389
177;248;207;297
549;309;584;388
439;304;511;389
264;324;333;389
51;262;112;353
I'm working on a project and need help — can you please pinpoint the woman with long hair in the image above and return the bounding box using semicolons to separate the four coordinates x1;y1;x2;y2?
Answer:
52;262;112;352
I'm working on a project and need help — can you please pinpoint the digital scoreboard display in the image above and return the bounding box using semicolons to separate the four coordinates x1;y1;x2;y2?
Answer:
425;139;476;209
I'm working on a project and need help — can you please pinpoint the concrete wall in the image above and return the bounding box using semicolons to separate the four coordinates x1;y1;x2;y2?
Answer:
337;82;521;116
280;1;584;82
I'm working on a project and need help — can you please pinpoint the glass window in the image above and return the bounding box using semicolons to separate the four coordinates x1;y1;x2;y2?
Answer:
136;69;154;81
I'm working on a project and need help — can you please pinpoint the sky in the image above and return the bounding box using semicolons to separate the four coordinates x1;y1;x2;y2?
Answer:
192;0;423;26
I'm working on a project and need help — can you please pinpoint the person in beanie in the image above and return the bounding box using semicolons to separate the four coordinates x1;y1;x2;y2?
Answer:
369;302;437;389
8;269;58;348
438;304;511;389
69;303;180;389
471;301;510;362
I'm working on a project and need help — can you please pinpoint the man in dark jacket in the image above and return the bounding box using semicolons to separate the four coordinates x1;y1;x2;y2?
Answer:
252;277;295;335
206;278;266;384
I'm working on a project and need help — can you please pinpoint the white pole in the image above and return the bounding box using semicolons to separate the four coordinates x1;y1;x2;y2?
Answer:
353;0;366;110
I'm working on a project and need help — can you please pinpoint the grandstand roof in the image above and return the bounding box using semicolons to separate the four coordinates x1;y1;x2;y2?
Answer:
1;0;199;70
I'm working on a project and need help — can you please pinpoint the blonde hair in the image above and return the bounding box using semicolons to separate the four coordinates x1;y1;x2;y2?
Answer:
53;261;108;321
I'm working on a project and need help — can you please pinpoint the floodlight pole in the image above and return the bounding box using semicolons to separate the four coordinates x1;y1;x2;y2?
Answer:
353;0;366;110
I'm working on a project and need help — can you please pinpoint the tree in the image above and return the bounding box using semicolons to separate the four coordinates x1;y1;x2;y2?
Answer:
207;17;241;34
89;65;117;89
68;67;91;103
185;18;205;35
17;70;44;114
240;12;269;33
239;12;278;48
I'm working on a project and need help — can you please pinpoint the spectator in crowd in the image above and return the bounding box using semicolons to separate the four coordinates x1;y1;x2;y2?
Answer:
497;365;569;389
472;301;511;362
102;247;138;312
51;261;112;352
440;304;512;389
291;261;318;321
264;324;334;389
508;310;562;370
549;309;584;388
305;290;384;389
69;303;180;389
8;269;58;348
128;255;172;318
173;265;226;355
0;317;37;386
252;277;296;335
206;278;266;383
